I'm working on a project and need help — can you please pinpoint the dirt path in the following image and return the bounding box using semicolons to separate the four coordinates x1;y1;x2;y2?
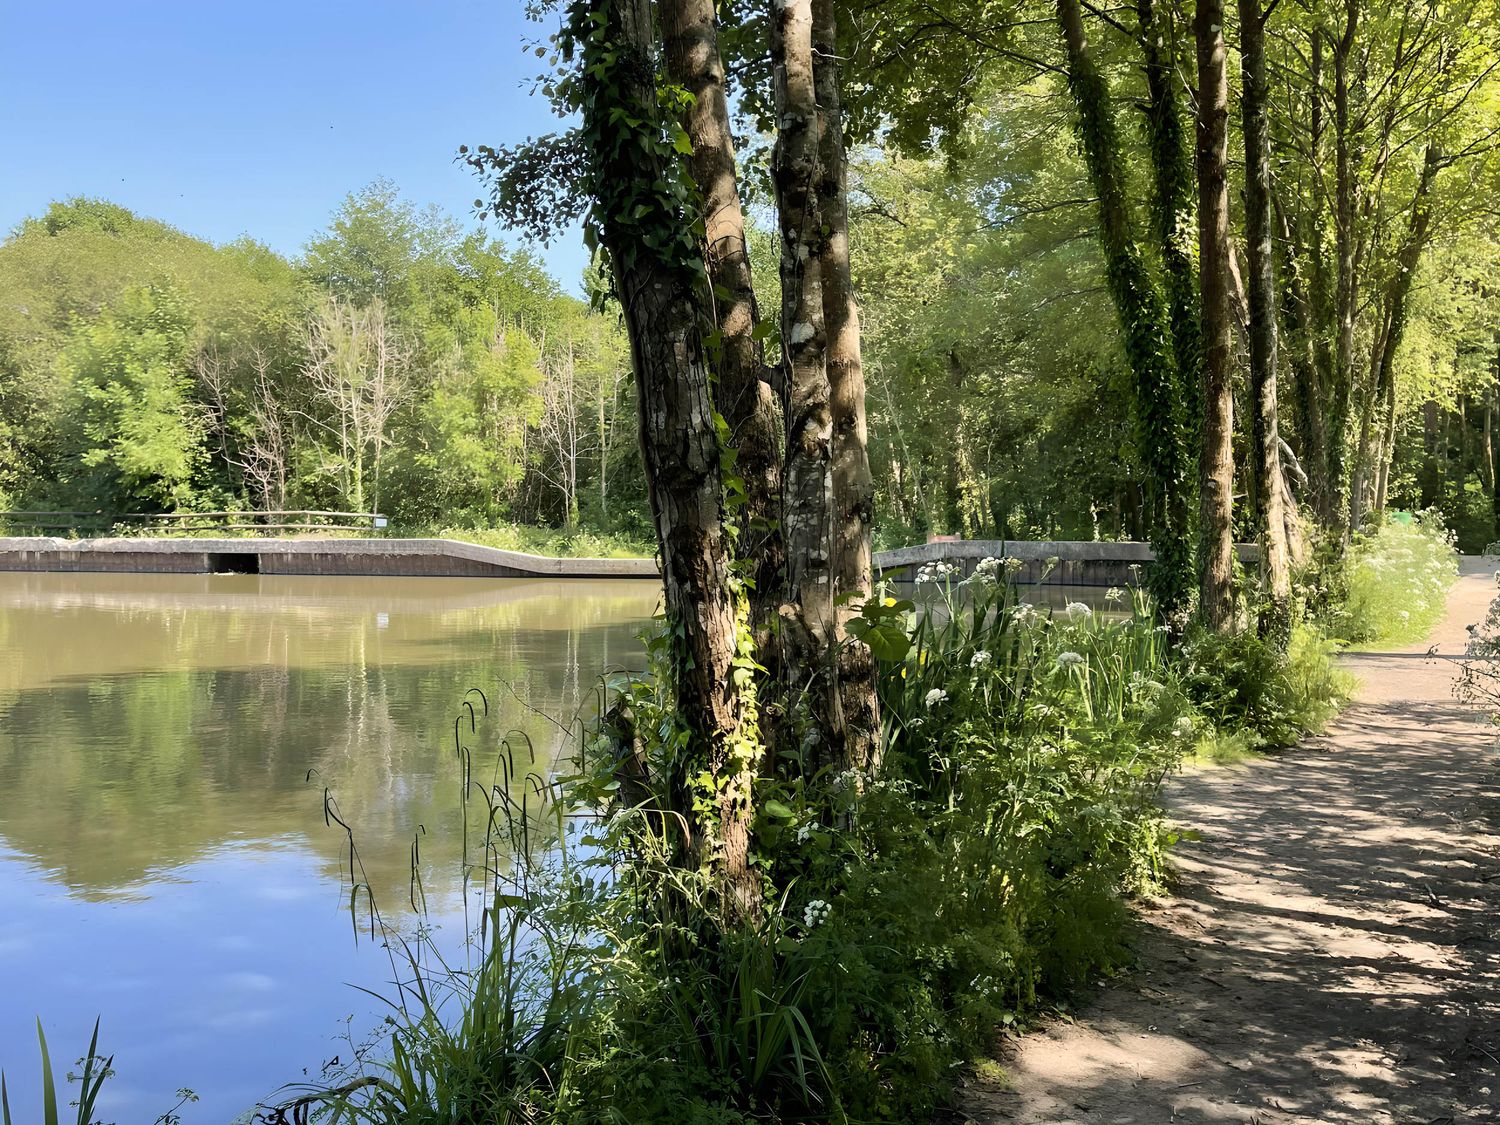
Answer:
961;559;1500;1124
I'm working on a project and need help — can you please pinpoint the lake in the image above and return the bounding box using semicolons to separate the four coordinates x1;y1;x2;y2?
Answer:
0;566;1127;1120
0;572;661;1122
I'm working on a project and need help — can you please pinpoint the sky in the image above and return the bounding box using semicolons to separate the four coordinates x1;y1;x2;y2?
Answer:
0;0;590;286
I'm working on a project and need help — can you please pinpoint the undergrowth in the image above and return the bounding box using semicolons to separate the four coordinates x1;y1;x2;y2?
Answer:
1317;512;1458;647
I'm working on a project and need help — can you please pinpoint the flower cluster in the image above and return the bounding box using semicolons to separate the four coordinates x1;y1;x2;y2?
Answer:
1064;601;1093;619
915;560;961;585
803;899;832;929
924;687;949;708
969;649;992;669
1055;650;1085;668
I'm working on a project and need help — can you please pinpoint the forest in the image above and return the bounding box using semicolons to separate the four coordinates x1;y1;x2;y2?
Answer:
3;0;1499;1121
4;4;1497;557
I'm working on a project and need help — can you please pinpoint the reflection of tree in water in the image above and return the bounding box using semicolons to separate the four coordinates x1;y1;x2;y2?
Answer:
0;574;655;910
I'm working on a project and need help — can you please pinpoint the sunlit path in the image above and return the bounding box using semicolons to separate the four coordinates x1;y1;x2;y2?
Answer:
963;558;1500;1124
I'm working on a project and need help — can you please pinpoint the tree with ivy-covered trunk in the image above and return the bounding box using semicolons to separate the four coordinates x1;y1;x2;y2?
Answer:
1055;0;1195;622
478;0;764;922
660;0;785;647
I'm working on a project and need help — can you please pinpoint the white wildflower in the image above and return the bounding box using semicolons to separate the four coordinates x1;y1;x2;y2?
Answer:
1055;650;1085;668
970;650;992;669
1173;716;1194;739
796;822;817;844
1064;601;1093;619
803;899;832;928
924;687;949;708
1105;587;1125;602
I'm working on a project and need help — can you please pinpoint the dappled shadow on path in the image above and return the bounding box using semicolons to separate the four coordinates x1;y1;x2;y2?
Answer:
960;604;1500;1123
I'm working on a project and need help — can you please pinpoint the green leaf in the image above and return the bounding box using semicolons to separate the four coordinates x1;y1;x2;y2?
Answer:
762;799;797;821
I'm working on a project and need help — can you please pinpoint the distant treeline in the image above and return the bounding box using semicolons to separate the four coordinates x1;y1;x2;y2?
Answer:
0;184;648;536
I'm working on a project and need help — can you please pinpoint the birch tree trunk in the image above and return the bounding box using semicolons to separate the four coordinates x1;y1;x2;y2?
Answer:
771;0;839;760
812;0;881;775
1196;0;1236;631
661;0;785;642
1239;0;1292;643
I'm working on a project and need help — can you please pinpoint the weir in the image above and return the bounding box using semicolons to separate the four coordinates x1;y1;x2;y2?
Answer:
0;536;1259;586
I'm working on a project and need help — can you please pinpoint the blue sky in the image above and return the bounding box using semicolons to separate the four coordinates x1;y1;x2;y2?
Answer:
0;0;589;286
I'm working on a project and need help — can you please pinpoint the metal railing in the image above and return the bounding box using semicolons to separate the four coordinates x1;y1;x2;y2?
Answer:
0;510;388;535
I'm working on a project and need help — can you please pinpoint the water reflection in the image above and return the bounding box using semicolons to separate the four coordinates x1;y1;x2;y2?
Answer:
0;572;659;1122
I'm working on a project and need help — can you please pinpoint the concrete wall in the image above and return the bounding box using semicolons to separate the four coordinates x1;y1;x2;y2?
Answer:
0;536;1258;586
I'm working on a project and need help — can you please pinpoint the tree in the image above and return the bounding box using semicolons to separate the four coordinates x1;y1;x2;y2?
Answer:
1055;0;1195;619
303;298;412;515
1195;0;1236;631
58;284;206;510
1240;0;1293;641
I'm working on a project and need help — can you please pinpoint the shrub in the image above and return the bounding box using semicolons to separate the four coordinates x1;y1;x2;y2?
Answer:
1323;512;1458;646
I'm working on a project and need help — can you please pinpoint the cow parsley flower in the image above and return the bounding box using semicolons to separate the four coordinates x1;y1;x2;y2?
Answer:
970;650;992;669
803;899;832;928
924;688;949;708
1055;650;1085;668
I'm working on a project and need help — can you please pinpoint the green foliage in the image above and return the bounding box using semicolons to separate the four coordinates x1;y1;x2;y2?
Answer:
1320;513;1459;646
0;190;646;534
56;284;206;509
1179;623;1352;750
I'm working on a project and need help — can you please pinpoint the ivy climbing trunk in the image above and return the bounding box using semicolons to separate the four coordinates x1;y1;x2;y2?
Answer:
771;0;839;761
1056;0;1194;621
576;0;758;923
660;0;785;644
1137;0;1202;440
1195;0;1236;632
1239;0;1292;643
812;0;881;776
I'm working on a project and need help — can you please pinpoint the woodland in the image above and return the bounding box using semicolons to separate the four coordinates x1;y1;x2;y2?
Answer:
2;0;1498;1121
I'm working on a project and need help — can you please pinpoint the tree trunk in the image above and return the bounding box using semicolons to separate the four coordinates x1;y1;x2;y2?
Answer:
1195;0;1236;631
579;0;756;922
1056;0;1194;621
771;0;839;763
1328;6;1360;529
1137;0;1202;439
1239;0;1291;643
1348;144;1441;534
661;0;785;644
812;0;882;776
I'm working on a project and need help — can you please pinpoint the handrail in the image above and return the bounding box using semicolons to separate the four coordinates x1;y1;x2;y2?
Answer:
0;510;388;534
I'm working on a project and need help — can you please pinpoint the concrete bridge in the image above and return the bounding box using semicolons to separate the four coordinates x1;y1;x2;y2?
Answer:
0;535;1258;586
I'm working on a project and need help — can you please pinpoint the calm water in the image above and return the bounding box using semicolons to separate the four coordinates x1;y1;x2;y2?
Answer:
0;572;660;1122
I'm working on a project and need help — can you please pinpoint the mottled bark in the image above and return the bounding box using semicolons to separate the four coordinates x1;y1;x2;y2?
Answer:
661;0;784;642
1239;0;1291;643
583;0;755;921
812;0;881;776
771;0;838;756
1195;0;1235;631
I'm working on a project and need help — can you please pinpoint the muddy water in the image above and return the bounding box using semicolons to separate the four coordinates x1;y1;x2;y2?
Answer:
0;572;660;1122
